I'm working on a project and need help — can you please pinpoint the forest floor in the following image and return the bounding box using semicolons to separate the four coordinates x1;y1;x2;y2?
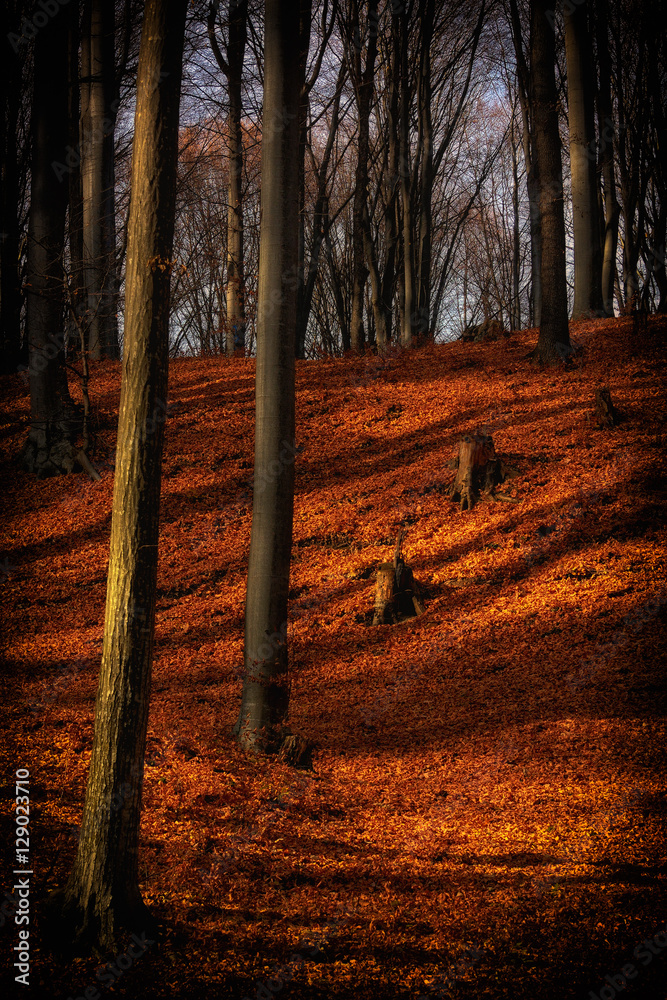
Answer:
1;316;666;1000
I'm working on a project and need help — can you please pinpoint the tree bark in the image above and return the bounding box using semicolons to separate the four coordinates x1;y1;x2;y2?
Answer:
398;4;414;348
21;4;75;476
45;0;187;954
564;0;603;318
80;0;120;360
0;2;24;373
208;0;248;357
595;0;620;316
508;0;542;326
235;0;307;753
530;0;570;363
344;0;377;353
415;0;435;340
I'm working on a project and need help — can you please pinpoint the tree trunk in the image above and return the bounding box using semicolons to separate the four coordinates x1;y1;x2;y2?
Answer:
0;1;23;374
346;0;377;353
509;0;542;326
21;4;75;477
80;0;119;360
511;111;522;330
530;0;570;363
595;0;620;316
45;0;187;953
415;0;435;340
564;0;603;318
398;5;414;348
235;0;307;753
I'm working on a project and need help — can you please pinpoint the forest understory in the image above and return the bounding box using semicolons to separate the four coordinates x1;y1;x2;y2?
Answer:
1;316;666;999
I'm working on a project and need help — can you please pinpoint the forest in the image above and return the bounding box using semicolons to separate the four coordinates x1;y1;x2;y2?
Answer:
1;0;666;998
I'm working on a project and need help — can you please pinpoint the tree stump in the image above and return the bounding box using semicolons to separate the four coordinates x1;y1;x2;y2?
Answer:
450;432;503;511
278;733;315;769
372;531;425;624
373;562;396;625
595;387;621;428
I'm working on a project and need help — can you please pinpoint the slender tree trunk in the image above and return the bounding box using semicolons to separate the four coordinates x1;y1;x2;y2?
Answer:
509;0;541;325
45;0;187;953
21;5;75;476
398;6;414;348
531;0;570;362
227;0;247;355
235;0;307;753
68;1;86;345
381;25;400;346
80;0;119;360
565;0;603;318
346;0;376;353
595;0;620;316
0;2;23;373
415;0;435;339
208;1;248;356
511;112;522;330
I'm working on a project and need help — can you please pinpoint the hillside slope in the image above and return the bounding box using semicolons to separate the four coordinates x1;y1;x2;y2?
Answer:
1;317;666;999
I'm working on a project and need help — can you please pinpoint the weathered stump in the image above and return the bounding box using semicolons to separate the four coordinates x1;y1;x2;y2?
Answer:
278;733;315;770
595;387;621;428
372;531;425;624
373;562;396;625
450;432;503;511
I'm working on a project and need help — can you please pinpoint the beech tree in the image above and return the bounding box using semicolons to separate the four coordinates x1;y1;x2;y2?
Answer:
80;0;120;359
45;0;187;952
235;0;309;752
564;0;602;318
20;3;74;476
530;0;570;362
208;0;248;356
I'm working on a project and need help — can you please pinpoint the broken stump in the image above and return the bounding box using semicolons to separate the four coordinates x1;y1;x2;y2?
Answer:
373;562;396;625
372;531;425;624
595;387;621;428
450;431;503;511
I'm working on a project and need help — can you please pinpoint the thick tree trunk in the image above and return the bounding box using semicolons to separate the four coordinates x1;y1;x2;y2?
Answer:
565;0;603;318
21;5;75;477
45;0;187;954
235;0;307;753
530;0;570;363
